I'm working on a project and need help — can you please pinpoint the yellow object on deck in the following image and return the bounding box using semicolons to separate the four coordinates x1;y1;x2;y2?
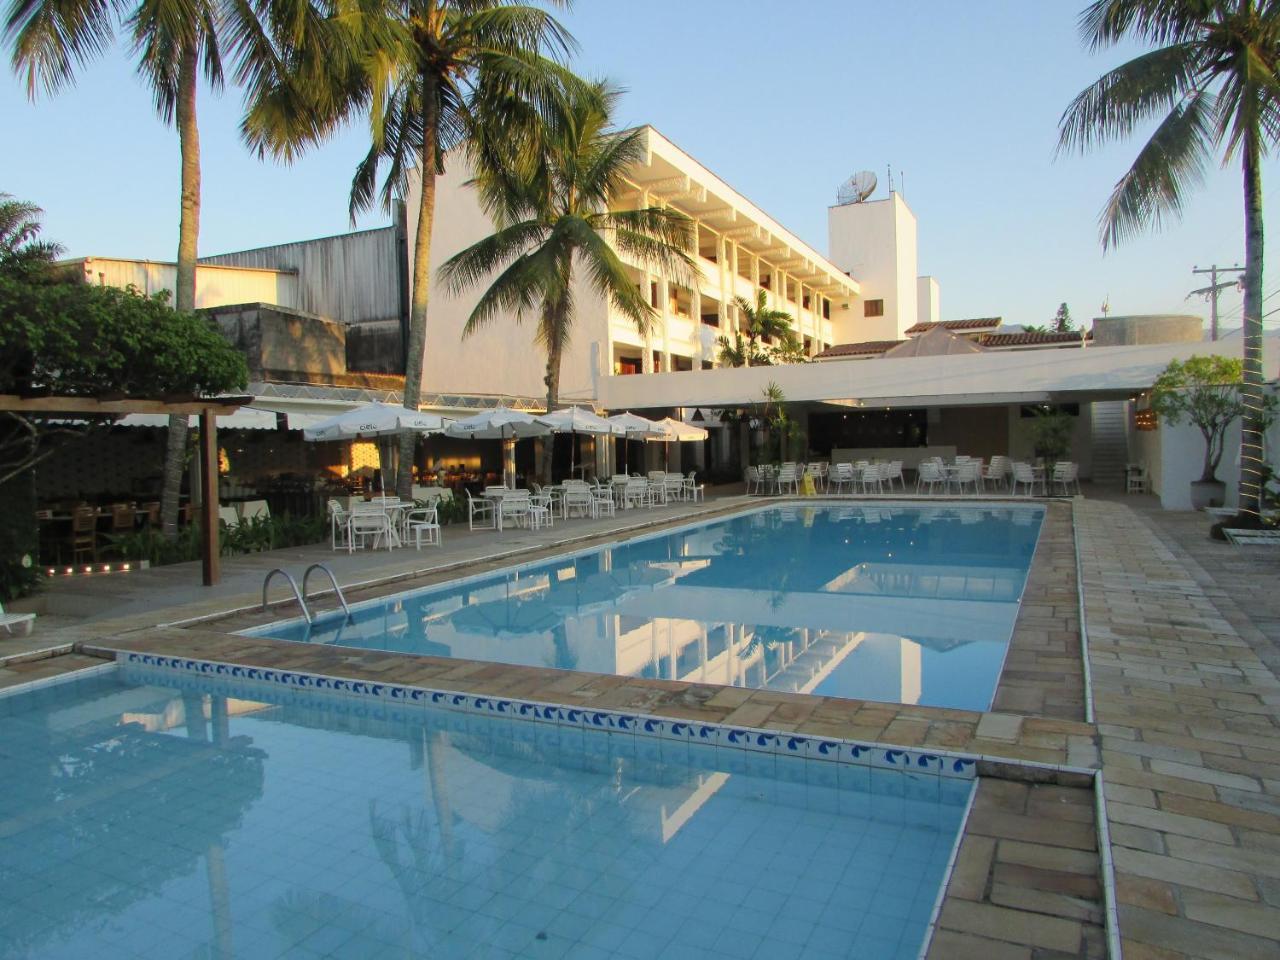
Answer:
801;474;816;496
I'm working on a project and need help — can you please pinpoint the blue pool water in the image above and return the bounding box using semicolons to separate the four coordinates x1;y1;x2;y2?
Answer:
1;669;971;960
250;503;1044;711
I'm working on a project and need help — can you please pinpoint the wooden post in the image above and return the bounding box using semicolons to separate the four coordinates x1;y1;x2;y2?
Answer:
200;407;220;586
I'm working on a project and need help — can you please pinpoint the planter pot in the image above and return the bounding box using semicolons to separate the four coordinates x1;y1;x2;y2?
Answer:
1190;479;1225;510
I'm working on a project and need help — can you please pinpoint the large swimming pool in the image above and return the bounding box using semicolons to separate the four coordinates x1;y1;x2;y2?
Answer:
248;503;1044;712
0;667;972;959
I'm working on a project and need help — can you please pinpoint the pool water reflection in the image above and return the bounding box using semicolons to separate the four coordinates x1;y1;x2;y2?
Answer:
250;503;1044;711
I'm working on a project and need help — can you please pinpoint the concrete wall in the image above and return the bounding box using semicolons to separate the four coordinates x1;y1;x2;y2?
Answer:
1006;404;1094;478
827;193;918;340
1091;314;1203;346
916;276;940;327
206;303;347;382
404;159;605;404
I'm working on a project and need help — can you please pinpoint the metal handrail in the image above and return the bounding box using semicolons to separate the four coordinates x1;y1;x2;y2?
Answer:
302;563;352;621
262;568;312;623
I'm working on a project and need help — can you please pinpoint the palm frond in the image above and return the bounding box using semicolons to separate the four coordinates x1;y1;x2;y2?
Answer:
1100;88;1215;248
1079;0;1207;51
438;218;549;294
1057;42;1203;154
4;0;120;97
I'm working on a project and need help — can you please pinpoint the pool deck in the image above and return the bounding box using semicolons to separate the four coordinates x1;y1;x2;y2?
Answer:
6;492;1278;959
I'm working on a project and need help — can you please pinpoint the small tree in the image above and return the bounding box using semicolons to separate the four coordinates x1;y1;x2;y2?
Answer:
1027;407;1075;465
1053;302;1074;333
1149;356;1258;485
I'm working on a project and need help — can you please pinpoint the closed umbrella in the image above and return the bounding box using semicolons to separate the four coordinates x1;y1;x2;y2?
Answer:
606;411;665;473
446;407;550;487
536;407;625;480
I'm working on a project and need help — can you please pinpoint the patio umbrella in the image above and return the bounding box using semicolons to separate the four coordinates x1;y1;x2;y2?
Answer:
606;411;665;473
536;407;624;480
652;417;708;470
445;407;550;487
301;401;450;441
303;402;450;495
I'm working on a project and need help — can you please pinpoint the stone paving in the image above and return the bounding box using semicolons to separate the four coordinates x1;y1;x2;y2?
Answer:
1076;499;1280;960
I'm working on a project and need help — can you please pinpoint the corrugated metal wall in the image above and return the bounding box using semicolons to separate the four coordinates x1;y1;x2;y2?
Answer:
200;224;402;328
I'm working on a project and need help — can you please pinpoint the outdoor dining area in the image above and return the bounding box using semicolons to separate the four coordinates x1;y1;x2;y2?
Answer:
745;455;1082;497
309;403;709;552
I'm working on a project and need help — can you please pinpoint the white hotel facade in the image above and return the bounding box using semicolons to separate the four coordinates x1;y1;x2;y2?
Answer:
406;125;937;406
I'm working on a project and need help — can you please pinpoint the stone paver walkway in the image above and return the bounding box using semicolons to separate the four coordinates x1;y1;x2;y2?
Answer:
1076;499;1280;960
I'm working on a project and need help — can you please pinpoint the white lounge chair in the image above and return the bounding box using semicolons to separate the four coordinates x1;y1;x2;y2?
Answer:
776;463;799;495
831;462;856;494
1;601;35;637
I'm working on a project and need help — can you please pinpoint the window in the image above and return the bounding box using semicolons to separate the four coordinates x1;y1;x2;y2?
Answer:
864;299;884;318
649;281;659;309
616;357;641;375
822;298;831;320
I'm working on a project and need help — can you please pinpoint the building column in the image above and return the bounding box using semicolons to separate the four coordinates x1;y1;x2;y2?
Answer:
658;276;671;372
642;270;655;374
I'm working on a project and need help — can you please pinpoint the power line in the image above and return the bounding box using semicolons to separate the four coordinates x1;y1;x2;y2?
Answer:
1191;264;1245;340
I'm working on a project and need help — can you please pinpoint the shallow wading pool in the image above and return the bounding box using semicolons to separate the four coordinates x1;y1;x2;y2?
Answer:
0;667;973;960
247;503;1045;711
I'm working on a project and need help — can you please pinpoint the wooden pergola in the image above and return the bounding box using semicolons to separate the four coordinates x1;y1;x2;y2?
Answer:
1;393;253;586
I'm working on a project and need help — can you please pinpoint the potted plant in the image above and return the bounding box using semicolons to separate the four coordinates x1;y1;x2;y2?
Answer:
1149;356;1257;509
1027;407;1074;471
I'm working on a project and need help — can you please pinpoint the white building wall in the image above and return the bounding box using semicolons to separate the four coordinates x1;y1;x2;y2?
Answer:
827;193;919;339
916;276;940;327
404;162;606;404
1152;412;1280;510
67;258;298;310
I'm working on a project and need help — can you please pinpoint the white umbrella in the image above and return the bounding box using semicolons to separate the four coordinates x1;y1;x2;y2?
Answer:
445;407;549;487
606;411;666;473
651;417;709;470
537;406;624;479
445;406;550;440
302;402;449;441
302;402;449;495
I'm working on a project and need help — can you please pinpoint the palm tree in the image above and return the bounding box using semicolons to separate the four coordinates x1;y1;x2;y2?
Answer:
0;194;62;275
5;0;262;538
439;80;695;482
715;330;769;368
732;289;797;366
1058;0;1280;521
241;0;576;500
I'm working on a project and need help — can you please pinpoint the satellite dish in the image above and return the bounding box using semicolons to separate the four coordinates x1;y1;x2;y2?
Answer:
837;170;878;205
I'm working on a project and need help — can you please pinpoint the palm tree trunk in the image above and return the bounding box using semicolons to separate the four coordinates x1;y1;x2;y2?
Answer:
160;47;201;540
541;345;561;485
396;69;440;501
1237;123;1266;521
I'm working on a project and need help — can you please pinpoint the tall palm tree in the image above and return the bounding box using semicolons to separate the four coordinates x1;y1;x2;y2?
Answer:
241;0;575;500
6;0;256;538
439;80;695;483
732;289;797;367
1058;0;1280;520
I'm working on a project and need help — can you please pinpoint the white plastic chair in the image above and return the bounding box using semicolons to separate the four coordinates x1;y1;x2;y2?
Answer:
590;483;616;518
1052;462;1081;496
466;490;497;530
240;499;271;521
499;491;533;529
776;463;799;495
954;461;981;495
562;484;594;518
348;510;393;552
916;462;944;494
1012;462;1039;497
858;464;883;494
684;471;704;503
327;498;350;550
406;505;442;548
1126;464;1148;494
831;462;856;494
982;456;1009;493
0;600;35;637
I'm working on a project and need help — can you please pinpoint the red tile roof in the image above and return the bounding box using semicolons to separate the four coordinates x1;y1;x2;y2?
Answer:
904;317;1002;335
814;340;903;358
978;331;1086;348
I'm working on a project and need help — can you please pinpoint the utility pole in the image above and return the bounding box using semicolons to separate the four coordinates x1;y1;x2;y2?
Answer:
1191;264;1245;340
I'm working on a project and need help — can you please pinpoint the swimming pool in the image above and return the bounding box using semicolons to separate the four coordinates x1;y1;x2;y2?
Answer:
0;667;972;960
248;503;1044;712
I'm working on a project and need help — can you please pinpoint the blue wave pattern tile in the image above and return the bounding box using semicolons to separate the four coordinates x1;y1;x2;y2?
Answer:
3;667;974;960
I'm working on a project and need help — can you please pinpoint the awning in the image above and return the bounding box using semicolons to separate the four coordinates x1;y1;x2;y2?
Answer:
116;408;278;430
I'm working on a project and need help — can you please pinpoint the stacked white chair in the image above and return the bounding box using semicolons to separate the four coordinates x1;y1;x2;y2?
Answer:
831;462;856;494
1012;462;1039;496
1052;462;1081;496
776;463;799;495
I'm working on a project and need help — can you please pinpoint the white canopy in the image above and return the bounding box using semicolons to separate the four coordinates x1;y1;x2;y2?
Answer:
302;402;449;441
654;417;708;442
606;411;666;439
537;406;625;436
445;406;550;439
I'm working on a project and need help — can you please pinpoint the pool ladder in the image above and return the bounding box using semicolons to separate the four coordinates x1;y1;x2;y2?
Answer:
262;564;352;624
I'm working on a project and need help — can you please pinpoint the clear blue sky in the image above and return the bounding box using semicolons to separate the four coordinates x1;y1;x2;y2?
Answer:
3;0;1275;332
